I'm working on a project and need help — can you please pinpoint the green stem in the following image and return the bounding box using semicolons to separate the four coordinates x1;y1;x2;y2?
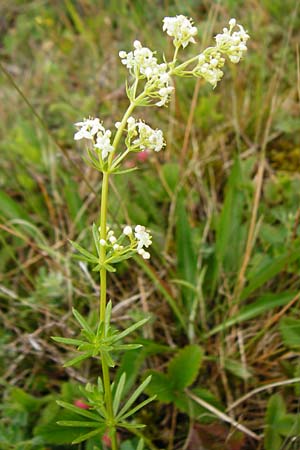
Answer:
171;54;199;74
98;93;140;450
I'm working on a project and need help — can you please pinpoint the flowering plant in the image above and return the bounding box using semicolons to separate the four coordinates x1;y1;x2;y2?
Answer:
53;15;249;449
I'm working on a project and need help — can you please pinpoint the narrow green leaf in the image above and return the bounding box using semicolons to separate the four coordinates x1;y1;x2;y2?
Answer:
137;438;145;450
0;191;30;221
241;241;300;300
56;401;101;421
51;336;86;346
168;345;203;390
113;372;126;415
92;223;101;256
207;291;296;337
72;308;94;337
63;351;94;367
117;376;152;418
224;359;253;380
104;263;117;272
176;192;197;312
72;427;104;444
280;317;300;349
69;240;98;263
113;344;143;351
104;300;112;336
113;167;138;175
57;421;102;427
112;318;149;343
213;157;246;291
119;395;156;421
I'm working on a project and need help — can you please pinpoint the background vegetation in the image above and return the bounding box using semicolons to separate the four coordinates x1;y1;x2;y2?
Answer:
1;0;300;449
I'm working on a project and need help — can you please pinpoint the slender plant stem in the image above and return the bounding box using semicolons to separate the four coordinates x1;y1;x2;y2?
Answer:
98;95;140;450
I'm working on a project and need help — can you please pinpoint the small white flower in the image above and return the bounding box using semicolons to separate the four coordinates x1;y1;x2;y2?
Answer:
163;15;197;48
135;225;152;250
123;225;133;236
138;248;151;259
100;239;106;246
74;117;104;141
109;235;117;244
94;129;114;160
229;18;236;27
156;86;174;107
113;244;120;250
115;121;121;129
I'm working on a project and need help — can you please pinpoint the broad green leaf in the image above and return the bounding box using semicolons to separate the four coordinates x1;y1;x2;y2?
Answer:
146;371;174;403
277;414;300;436
168;345;203;390
34;421;91;445
280;317;300;349
207;291;296;337
266;394;286;426
264;428;282;450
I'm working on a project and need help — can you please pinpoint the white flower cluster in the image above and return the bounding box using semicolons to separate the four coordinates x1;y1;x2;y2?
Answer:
127;117;165;152
74;118;114;160
215;18;249;64
119;40;174;107
162;15;197;49
134;225;152;259
194;49;225;88
193;18;249;87
99;228;124;251
74;118;103;141
121;225;152;259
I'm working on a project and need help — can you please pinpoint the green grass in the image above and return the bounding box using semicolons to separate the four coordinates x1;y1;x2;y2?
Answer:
1;0;300;449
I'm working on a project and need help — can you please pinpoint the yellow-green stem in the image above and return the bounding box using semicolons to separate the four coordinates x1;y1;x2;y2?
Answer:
99;97;139;450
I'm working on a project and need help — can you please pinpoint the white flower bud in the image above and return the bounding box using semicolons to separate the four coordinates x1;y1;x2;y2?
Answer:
123;226;133;235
